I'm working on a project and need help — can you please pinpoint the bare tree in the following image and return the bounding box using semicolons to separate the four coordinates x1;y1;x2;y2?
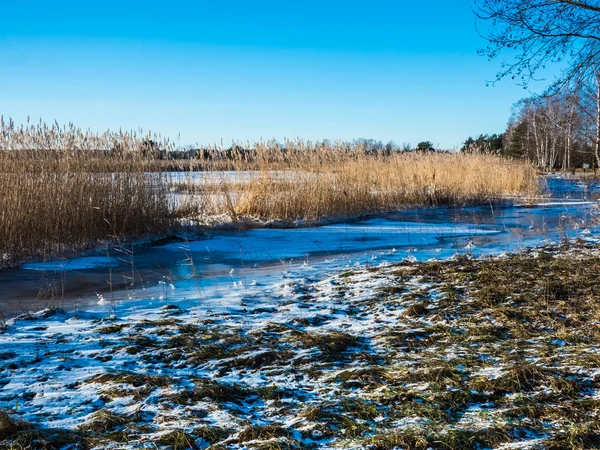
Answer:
474;0;600;165
474;0;600;90
572;66;600;165
504;93;582;170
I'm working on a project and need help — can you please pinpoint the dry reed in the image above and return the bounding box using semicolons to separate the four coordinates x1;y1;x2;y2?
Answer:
228;152;540;221
0;151;185;266
0;118;540;265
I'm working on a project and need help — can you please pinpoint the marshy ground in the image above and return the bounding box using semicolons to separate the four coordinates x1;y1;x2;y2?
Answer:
1;239;600;449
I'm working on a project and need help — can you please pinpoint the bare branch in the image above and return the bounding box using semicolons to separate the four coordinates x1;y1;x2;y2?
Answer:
474;0;600;89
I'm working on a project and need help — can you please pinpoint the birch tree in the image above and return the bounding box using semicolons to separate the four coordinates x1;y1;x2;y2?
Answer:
475;0;600;165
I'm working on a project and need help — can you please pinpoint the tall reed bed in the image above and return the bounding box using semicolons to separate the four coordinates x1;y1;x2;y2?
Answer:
0;150;185;266
231;152;540;221
0;118;540;265
0;117;174;153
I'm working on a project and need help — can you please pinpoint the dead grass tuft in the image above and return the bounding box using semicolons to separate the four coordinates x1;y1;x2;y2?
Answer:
154;430;198;449
78;410;130;433
86;371;172;389
295;330;359;355
0;410;31;439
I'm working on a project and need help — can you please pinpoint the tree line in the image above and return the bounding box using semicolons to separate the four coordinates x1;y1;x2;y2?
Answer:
469;0;600;171
462;80;600;170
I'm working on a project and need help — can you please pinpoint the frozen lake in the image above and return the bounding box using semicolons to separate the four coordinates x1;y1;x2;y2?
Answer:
1;175;598;316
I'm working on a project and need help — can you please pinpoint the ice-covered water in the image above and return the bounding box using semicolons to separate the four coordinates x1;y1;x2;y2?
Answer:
1;175;598;316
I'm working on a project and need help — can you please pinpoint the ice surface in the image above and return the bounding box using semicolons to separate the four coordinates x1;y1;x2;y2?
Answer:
21;256;119;271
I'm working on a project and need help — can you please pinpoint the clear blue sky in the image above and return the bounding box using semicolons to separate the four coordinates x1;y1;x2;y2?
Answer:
0;0;548;149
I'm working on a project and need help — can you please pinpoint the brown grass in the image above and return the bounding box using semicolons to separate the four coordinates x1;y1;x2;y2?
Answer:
0;150;187;266
0;118;540;266
232;151;539;221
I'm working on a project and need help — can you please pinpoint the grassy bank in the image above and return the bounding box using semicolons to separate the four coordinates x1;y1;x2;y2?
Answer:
0;240;599;449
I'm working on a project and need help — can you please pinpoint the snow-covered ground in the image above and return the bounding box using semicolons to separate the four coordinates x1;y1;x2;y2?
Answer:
1;240;600;449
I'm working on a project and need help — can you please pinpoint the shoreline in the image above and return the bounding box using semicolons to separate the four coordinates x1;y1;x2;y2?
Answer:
3;192;559;272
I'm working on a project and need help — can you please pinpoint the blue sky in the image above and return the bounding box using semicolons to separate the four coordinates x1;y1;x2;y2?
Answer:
0;0;549;149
